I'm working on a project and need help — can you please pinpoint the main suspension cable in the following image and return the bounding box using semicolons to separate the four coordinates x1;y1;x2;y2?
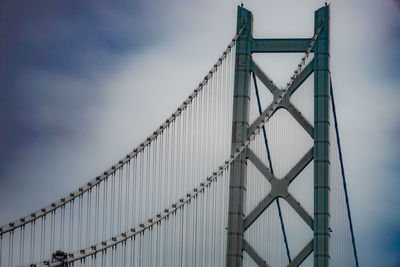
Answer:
0;26;246;236
32;24;324;267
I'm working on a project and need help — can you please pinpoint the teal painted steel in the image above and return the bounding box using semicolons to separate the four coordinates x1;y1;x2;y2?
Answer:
252;71;292;263
226;6;253;267
252;38;312;53
313;5;330;267
226;5;331;267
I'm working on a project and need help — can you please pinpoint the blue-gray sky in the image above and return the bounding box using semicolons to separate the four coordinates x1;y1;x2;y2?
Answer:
0;0;399;266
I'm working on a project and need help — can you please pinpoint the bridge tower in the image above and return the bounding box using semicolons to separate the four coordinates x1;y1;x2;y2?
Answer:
226;5;330;267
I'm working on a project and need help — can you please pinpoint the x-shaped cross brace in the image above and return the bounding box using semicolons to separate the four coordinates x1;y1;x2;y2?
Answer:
242;58;315;267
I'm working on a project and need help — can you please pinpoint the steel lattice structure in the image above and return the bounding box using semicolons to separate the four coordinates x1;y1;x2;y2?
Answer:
226;5;330;267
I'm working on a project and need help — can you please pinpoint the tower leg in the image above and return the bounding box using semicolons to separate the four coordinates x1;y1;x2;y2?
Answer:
226;6;253;267
313;5;330;267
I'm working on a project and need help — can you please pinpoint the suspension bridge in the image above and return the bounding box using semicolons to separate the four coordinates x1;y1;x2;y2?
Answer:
0;5;358;267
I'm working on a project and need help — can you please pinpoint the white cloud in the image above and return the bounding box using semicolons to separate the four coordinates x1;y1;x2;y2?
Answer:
1;0;399;265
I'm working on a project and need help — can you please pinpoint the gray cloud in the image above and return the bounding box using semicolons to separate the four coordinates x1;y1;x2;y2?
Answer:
0;0;399;266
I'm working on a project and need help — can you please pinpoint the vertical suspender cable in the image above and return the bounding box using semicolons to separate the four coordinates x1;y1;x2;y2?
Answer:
31;221;35;263
126;163;130;233
145;146;149;222
330;79;359;267
8;231;13;267
53;211;56;254
95;185;99;245
131;159;135;229
162;218;166;266
41;216;45;261
79;195;83;250
70;200;74;251
150;141;154;222
110;246;114;267
87;189;91;248
252;71;292;262
123;240;127;267
155;222;159;267
212;179;216;266
111;173;115;237
130;237;134;267
116;171;120;235
149;226;152;266
159;134;164;223
133;157;138;227
181;105;186;197
39;218;43;261
103;179;107;242
50;211;54;256
77;196;81;250
20;226;25;266
179;210;183;267
138;233;142;267
61;205;64;250
193;196;197;267
0;234;2;267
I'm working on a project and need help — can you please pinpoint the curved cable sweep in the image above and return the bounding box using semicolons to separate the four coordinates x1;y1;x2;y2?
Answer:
30;24;324;266
0;27;245;237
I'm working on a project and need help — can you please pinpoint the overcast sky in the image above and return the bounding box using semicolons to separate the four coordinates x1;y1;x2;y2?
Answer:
0;0;399;266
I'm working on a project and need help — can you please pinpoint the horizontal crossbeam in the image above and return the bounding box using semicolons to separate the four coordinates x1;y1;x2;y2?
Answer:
243;239;269;267
252;38;313;53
